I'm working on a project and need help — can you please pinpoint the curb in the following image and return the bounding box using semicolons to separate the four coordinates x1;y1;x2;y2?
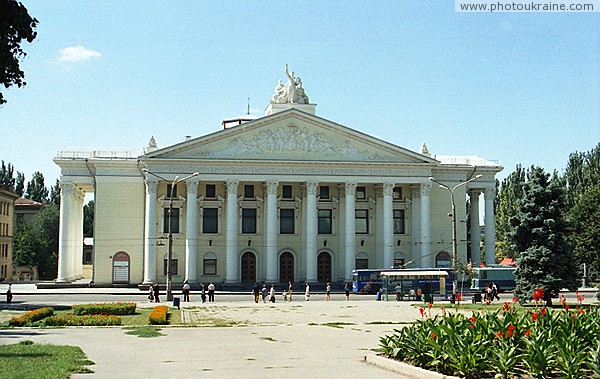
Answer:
364;354;462;379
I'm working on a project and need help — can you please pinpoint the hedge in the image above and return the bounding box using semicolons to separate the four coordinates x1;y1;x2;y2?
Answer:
72;302;136;316
9;308;54;327
149;305;169;325
43;314;122;327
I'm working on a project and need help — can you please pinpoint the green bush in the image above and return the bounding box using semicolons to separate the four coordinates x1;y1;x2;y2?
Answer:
9;307;54;327
43;314;122;326
72;302;136;316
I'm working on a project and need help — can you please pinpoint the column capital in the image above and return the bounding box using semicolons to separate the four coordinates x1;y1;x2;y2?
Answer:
338;184;346;199
226;180;239;194
382;183;394;196
145;179;158;194
186;179;199;192
306;181;318;195
266;181;279;195
345;182;357;196
468;188;481;197
420;183;432;197
484;188;495;198
410;185;420;199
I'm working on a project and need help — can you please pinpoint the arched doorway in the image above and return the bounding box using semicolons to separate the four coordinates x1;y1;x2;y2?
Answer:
279;251;294;283
317;251;332;283
436;251;451;268
112;251;130;284
241;251;256;283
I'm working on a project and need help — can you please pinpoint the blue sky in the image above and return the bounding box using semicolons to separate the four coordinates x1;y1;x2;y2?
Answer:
1;1;599;187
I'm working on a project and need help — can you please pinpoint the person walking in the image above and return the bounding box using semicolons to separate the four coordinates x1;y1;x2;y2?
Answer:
152;283;160;303
208;282;215;302
148;285;154;302
269;284;276;303
304;282;310;301
200;282;206;303
182;280;191;302
261;285;268;303
492;282;501;301
252;283;261;303
6;283;13;303
344;282;351;301
326;282;331;301
288;281;293;302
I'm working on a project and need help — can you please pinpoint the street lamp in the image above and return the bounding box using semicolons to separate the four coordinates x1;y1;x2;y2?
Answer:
429;174;482;298
142;169;199;301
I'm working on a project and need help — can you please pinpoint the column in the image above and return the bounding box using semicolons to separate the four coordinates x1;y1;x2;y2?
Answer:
420;183;432;267
382;183;394;269
143;180;158;284
265;181;278;282
57;183;74;282
374;186;384;268
73;189;85;278
410;185;421;267
225;181;239;283
337;184;346;281
469;190;481;267
344;183;356;280
305;182;318;282
484;188;496;265
185;180;199;283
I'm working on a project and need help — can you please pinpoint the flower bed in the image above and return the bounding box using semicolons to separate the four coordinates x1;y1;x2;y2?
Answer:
149;305;169;325
379;295;600;379
43;314;122;327
72;302;136;316
9;307;54;327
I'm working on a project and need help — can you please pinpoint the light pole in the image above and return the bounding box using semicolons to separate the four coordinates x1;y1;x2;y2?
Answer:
142;169;199;301
429;174;482;298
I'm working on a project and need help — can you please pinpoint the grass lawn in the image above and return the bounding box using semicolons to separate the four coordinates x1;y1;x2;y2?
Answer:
0;340;94;379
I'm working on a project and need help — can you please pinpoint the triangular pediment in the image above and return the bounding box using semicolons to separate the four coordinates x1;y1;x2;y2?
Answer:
145;109;437;164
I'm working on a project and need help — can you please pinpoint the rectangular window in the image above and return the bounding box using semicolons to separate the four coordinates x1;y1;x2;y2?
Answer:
393;187;403;200
356;186;366;200
82;248;93;265
393;209;405;234
319;186;329;199
203;259;217;275
244;185;254;199
205;184;216;198
163;207;180;234
242;208;257;234
355;258;368;269
166;184;177;198
202;208;218;233
355;209;368;234
280;208;295;234
318;209;332;234
282;185;293;199
163;259;178;275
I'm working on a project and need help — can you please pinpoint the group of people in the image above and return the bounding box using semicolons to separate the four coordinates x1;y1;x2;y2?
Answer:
253;282;295;303
148;282;216;303
484;282;501;302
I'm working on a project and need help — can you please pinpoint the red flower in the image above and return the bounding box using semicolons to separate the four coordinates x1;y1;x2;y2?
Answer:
428;302;433;309
495;330;504;339
512;296;518;303
523;329;531;338
456;293;462;302
507;324;515;338
540;307;547;316
533;288;544;302
469;316;477;328
419;307;425;317
531;312;539;321
577;308;585;314
565;304;570;311
502;302;511;312
560;295;567;306
431;332;438;340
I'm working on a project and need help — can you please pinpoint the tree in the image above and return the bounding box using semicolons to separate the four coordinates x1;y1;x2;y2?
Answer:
0;160;15;190
564;143;600;208
495;164;526;259
0;0;38;105
25;170;48;203
83;200;94;237
511;166;579;305
15;171;24;196
568;184;600;281
49;179;60;206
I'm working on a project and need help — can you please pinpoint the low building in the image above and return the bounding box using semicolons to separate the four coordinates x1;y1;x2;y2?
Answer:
0;188;19;282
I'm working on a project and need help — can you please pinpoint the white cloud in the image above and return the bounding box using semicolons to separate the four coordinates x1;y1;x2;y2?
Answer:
58;45;102;63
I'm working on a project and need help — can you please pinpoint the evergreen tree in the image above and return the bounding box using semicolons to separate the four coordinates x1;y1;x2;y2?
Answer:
49;179;60;206
25;171;49;203
511;166;579;305
495;164;526;259
0;160;15;190
83;200;94;237
15;171;24;196
568;184;600;280
564;143;600;208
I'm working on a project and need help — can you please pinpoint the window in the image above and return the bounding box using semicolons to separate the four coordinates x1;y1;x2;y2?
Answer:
83;247;93;265
280;208;294;234
203;258;217;275
282;185;293;199
319;186;330;199
355;209;368;234
355;258;368;269
163;207;180;234
356;186;366;200
163;258;178;275
205;184;216;198
203;208;218;233
393;258;405;269
242;208;257;234
244;185;254;199
318;209;332;234
166;184;177;198
393;187;403;200
393;209;405;234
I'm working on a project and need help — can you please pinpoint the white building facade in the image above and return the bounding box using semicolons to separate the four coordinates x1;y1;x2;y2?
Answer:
54;70;502;287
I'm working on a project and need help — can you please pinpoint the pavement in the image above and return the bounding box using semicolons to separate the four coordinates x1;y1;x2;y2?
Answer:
0;283;597;379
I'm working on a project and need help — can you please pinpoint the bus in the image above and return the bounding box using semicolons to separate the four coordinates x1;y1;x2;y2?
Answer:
351;268;455;294
380;270;451;301
470;267;517;292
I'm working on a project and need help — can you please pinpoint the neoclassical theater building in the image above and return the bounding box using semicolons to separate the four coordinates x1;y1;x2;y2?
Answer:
54;67;502;287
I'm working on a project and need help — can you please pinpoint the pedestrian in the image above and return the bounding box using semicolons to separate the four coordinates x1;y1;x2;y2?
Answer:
252;283;261;303
6;283;13;303
182;280;191;302
269;284;276;303
148;285;154;302
326;282;331;301
344;282;351;301
288;281;293;302
152;283;160;303
208;282;215;302
200;282;206;303
492;282;500;301
261;285;268;303
485;283;491;302
304;282;310;301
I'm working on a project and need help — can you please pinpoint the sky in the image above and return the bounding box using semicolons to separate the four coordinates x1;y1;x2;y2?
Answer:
1;1;599;189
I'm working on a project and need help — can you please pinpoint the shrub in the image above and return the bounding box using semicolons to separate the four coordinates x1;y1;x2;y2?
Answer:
43;314;122;327
149;305;169;325
9;307;54;327
72;302;136;316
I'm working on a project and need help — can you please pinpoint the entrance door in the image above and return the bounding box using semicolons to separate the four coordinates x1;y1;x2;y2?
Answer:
112;251;130;284
317;251;332;283
241;251;256;283
279;251;294;283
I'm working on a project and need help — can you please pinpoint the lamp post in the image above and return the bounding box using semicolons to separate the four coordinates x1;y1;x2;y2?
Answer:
142;169;199;301
429;174;482;298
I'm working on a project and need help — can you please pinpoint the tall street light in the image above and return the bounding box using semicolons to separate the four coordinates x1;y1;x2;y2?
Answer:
429;174;482;298
142;169;199;301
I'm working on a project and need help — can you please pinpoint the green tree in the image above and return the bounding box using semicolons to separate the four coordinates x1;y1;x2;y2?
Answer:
0;0;38;105
511;166;579;305
0;160;15;190
83;200;94;237
564;143;600;208
49;179;60;206
568;184;600;280
15;171;24;196
25;170;48;203
495;164;526;259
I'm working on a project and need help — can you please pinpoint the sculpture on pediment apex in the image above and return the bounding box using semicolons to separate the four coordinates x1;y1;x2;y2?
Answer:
148;136;157;148
419;143;430;157
271;64;310;104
